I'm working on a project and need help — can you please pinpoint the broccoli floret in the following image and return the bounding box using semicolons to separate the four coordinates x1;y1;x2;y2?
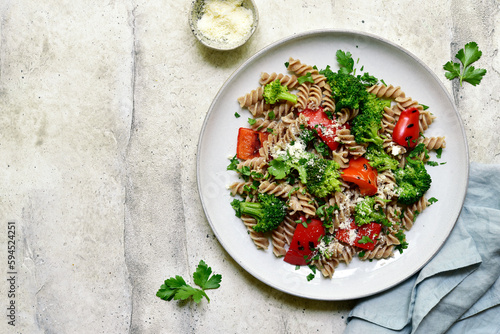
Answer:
350;94;389;146
355;196;390;226
267;139;312;183
288;157;309;184
231;193;288;233
268;147;341;198
320;67;368;110
263;79;298;105
268;153;308;184
394;149;432;205
266;138;341;197
365;144;399;172
304;156;342;198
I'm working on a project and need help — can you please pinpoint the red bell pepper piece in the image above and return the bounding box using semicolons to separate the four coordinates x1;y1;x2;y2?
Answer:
341;157;378;196
301;107;341;151
392;107;420;148
335;220;381;250
284;217;325;266
236;128;269;160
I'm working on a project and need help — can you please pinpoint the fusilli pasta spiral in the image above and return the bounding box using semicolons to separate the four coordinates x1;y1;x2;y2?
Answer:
228;54;444;280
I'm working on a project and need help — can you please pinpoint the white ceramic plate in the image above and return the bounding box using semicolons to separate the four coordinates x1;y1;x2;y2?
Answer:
197;30;469;300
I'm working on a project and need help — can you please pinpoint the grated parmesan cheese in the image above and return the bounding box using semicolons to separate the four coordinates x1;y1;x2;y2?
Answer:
316;239;329;256
338;220;350;229
338;216;353;230
391;144;403;156
348;229;357;244
271;139;307;162
197;0;254;48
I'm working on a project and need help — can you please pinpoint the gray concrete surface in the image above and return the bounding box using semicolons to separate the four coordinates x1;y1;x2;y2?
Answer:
0;0;498;333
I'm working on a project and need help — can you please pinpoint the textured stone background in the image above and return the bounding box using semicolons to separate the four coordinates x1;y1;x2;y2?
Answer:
0;0;498;333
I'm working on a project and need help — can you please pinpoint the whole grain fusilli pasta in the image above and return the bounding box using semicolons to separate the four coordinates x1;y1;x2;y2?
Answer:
271;223;288;257
295;82;311;111
287;57;327;87
401;196;430;230
359;243;394;260
259;72;299;89
337;128;367;157
228;53;444;280
238;86;264;108
241;216;269;250
258;180;296;198
367;84;406;100
417;136;446;151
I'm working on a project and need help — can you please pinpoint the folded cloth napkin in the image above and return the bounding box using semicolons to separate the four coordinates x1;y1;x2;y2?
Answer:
344;162;500;334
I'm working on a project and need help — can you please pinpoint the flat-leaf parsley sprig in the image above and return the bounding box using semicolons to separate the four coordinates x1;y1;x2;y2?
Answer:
443;42;487;86
156;260;222;303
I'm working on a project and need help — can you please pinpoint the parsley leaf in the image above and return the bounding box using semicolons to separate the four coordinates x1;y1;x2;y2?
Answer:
267;110;276;120
358;236;373;244
394;230;409;254
268;157;291;179
306;265;317;281
314;141;330;158
357;72;379;86
426;160;439;166
443;42;487;86
462;65;487;86
156;275;186;301
193;260;222;290
443;61;461;80
457;42;483;68
336;50;354;74
428;197;438;205
175;285;208;303
435;148;443;159
227;155;239;171
287;186;300;198
156;260;222;304
298;72;315;85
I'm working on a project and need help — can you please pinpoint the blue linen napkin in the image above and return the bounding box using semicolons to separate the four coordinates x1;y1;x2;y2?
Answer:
344;162;500;334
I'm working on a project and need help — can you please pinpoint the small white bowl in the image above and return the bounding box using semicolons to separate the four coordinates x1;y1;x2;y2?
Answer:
189;0;259;51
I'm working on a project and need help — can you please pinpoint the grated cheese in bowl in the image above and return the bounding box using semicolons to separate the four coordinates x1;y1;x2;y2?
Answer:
189;0;258;50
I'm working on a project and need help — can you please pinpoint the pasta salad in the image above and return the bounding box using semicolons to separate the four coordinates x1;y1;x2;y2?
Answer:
227;50;445;279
